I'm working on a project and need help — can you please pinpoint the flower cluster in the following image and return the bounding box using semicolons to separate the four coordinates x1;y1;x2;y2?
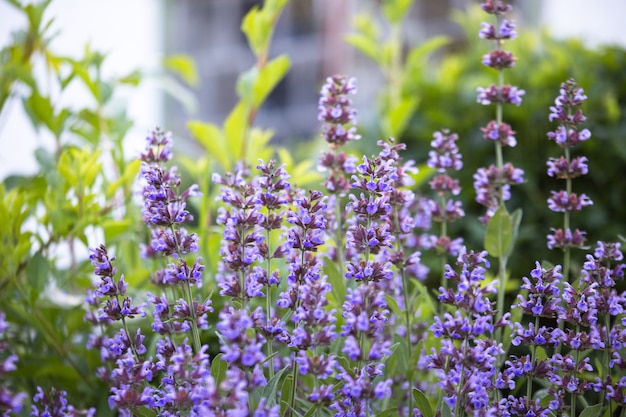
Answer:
546;79;593;250
425;130;465;256
428;249;507;415
31;387;95;417
474;0;524;224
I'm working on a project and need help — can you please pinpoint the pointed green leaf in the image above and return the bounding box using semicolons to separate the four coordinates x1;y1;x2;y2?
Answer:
280;374;293;416
345;33;381;65
484;204;512;258
210;353;228;387
579;404;604;417
187;120;231;171
253;54;290;107
412;388;434;417
376;408;399;417
383;96;418;138
382;0;414;24
504;208;523;258
224;102;247;161
262;365;290;407
164;54;198;86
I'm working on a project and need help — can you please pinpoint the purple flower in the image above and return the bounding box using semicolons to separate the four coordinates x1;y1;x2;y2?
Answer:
547;190;593;212
31;387;95;417
476;84;525;106
480;120;517;147
318;75;360;146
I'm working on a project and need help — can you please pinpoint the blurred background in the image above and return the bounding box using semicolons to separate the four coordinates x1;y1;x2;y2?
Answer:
2;0;626;179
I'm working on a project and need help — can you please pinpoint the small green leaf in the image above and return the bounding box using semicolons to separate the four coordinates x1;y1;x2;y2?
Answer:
210;353;228;387
412;388;434;417
262;365;290;407
280;374;293;417
579;404;604;417
505;208;523;259
382;0;414;24
224;102;247;161
375;408;398;417
385;294;402;317
383;96;418;138
24;91;54;131
442;402;453;417
133;407;157;417
187;120;231;171
164;54;198;86
25;252;50;300
325;262;346;309
253;54;290;107
345;33;381;65
484;203;512;258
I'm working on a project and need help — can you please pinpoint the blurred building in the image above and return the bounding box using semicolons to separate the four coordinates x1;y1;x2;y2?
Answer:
162;0;480;145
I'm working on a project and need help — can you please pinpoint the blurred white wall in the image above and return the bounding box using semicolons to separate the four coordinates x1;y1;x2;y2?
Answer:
540;0;626;47
0;0;163;179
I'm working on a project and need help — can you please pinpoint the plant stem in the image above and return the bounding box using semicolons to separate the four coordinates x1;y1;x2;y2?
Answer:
289;360;299;416
265;228;275;380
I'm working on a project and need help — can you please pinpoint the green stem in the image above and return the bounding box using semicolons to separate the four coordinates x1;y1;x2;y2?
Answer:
266;227;275;380
183;282;202;353
170;225;202;352
289;360;299;416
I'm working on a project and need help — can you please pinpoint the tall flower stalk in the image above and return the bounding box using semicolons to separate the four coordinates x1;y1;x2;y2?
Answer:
474;0;524;353
426;130;465;295
318;75;360;274
546;79;593;284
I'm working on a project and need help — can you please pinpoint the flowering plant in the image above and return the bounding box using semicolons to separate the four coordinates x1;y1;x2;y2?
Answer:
2;1;626;417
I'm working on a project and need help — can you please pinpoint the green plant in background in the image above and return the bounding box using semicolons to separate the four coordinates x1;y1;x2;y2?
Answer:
395;5;626;284
1;0;143;412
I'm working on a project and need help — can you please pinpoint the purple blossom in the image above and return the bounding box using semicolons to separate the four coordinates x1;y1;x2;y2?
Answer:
476;84;525;106
481;120;517;147
547;190;593;212
318;75;360;146
31;387;95;417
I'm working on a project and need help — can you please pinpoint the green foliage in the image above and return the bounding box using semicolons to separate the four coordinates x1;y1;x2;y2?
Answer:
0;0;146;411
368;5;626;281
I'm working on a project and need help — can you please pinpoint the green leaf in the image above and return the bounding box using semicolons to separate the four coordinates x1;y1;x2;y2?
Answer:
412;388;434;417
133;407;157;417
504;208;523;259
441;402;453;417
375;408;399;417
224;102;247;162
484;203;512;258
345;33;381;65
118;69;142;86
101;219;134;241
382;0;414;24
385;294;402;317
252;54;290;107
383;96;418;138
24;91;54;131
262;365;290;407
280;374;293;417
187;120;231;171
164;54;198;86
25;252;49;301
210;353;228;387
579;404;604;417
406;35;451;70
325;262;346;309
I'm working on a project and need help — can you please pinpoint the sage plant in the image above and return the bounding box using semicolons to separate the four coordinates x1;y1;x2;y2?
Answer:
474;0;524;354
546;79;593;283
